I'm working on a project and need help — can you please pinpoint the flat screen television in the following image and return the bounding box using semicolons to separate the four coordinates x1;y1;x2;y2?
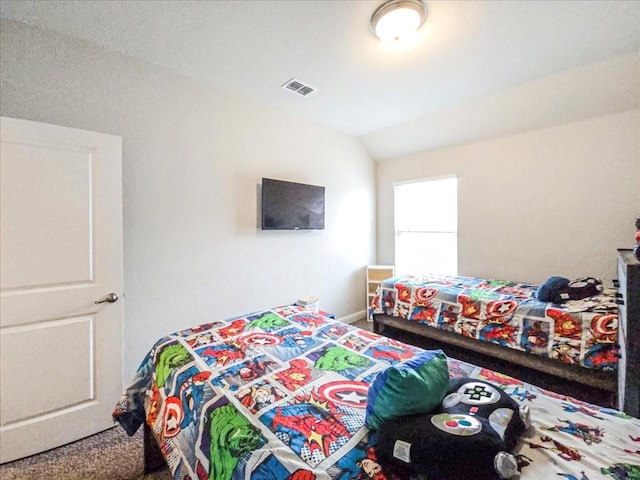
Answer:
261;178;325;230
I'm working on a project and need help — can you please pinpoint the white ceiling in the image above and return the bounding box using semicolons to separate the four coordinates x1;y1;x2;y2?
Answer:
1;0;639;160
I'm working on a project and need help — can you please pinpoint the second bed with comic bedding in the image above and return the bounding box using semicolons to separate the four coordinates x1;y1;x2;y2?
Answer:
113;305;639;479
370;274;623;394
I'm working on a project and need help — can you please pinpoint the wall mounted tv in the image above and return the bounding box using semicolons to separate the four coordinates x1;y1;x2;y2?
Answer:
261;178;325;230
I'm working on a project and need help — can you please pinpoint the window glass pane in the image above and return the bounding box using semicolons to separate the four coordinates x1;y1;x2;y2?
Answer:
394;177;458;276
395;232;457;276
394;178;457;232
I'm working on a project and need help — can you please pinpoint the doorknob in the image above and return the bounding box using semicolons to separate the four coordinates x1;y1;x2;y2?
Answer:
95;293;119;304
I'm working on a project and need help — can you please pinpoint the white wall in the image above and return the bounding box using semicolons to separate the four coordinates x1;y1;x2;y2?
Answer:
376;109;640;284
0;20;376;379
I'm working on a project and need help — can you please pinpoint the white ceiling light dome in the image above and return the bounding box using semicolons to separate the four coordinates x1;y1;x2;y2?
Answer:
370;0;427;42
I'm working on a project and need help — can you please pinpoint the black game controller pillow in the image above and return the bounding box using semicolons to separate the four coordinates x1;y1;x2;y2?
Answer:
442;377;528;452
375;377;530;479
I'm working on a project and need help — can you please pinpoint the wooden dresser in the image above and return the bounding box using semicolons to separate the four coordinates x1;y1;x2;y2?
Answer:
616;248;640;417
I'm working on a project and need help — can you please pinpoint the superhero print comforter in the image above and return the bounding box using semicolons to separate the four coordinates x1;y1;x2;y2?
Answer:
370;274;619;371
113;305;639;479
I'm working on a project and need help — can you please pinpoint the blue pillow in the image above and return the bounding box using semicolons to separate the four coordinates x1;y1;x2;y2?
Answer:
365;350;449;431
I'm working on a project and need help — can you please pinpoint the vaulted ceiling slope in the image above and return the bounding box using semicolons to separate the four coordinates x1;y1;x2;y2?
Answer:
1;0;639;160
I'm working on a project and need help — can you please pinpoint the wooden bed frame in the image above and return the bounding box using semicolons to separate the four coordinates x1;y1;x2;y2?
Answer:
372;313;617;392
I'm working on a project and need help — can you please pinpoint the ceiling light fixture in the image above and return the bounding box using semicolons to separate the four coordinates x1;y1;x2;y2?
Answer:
370;0;427;42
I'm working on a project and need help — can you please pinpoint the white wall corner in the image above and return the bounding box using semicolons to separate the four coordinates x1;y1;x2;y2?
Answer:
338;310;367;324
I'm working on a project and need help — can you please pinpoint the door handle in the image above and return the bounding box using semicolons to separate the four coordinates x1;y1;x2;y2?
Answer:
95;293;119;304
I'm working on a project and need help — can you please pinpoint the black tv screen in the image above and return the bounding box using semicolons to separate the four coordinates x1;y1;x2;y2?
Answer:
261;178;325;230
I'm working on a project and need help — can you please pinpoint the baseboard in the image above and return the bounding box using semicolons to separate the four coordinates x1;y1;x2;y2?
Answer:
337;310;367;324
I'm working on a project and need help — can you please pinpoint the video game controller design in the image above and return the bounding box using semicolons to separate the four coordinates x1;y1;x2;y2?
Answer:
376;377;529;479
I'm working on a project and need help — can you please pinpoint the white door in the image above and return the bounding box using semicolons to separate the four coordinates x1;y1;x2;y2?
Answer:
0;116;123;463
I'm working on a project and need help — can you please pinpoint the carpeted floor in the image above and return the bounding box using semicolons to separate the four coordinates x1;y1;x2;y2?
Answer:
0;426;171;480
0;317;613;479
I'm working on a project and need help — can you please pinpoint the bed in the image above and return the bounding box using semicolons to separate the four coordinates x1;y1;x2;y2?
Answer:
370;274;622;395
113;305;639;479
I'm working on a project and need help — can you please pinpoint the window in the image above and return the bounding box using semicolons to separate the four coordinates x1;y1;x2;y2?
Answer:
394;176;458;276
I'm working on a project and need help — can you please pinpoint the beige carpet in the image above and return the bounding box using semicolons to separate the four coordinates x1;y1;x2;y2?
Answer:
0;425;171;480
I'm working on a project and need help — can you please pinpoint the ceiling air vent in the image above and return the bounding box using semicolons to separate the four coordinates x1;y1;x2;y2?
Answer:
282;78;317;97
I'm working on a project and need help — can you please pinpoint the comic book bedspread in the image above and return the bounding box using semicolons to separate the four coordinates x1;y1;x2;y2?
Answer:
370;274;620;371
113;305;639;480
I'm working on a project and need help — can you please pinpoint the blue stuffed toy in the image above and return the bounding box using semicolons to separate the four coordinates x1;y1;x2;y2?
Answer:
536;276;570;302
